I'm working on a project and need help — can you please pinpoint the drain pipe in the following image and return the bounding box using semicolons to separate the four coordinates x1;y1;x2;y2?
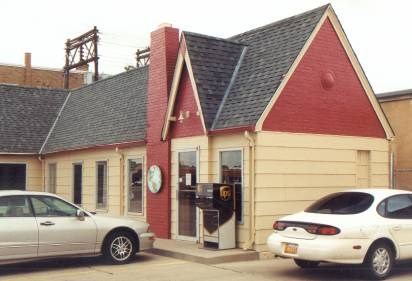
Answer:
116;147;125;215
38;156;45;192
243;131;256;250
390;151;395;189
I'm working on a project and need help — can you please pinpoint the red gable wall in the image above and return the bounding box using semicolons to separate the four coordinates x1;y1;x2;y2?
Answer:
262;18;386;138
169;64;204;138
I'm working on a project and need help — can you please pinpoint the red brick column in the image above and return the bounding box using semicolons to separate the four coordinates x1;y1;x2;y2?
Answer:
146;25;179;238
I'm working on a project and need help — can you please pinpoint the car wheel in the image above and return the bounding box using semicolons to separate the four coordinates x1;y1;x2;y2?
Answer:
104;231;137;264
294;259;320;269
363;242;394;280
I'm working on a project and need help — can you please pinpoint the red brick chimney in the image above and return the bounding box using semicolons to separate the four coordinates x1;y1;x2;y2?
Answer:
24;52;32;86
146;24;179;239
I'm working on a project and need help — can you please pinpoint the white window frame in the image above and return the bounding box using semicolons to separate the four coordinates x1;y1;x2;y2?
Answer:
95;160;109;211
0;162;27;191
47;162;57;193
218;148;244;224
125;156;145;215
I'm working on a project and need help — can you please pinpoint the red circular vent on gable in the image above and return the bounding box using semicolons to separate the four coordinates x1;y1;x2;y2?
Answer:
321;71;335;90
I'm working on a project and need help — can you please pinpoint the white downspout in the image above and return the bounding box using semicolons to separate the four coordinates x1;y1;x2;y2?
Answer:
243;131;255;250
116;147;125;215
390;151;395;189
38;156;45;192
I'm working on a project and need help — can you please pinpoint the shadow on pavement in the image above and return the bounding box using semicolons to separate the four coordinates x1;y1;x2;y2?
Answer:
0;253;154;278
275;263;366;280
274;261;412;280
391;261;412;279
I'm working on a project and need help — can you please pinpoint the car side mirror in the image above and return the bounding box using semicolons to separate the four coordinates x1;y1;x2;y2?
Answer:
76;209;86;221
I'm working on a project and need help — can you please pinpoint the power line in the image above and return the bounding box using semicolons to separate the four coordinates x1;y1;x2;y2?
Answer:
100;54;135;62
100;40;142;49
100;31;148;41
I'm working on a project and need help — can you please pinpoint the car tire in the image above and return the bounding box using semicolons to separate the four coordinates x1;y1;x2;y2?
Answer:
294;259;320;269
363;242;394;280
103;231;137;264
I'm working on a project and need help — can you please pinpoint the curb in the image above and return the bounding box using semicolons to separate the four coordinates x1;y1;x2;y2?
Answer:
146;248;260;265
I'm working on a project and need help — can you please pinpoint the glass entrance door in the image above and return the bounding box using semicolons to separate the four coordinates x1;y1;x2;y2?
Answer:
178;151;197;239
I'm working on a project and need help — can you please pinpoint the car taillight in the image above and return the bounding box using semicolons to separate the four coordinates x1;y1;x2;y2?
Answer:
317;226;339;235
272;220;340;235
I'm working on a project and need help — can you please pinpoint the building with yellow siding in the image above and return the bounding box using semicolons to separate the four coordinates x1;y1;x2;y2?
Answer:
0;4;394;251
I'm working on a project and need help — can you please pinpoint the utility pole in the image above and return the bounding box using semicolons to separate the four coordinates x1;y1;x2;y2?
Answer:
64;26;99;89
136;47;150;67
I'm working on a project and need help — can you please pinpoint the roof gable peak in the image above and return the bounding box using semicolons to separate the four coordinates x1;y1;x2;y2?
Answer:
183;31;246;46
230;4;330;41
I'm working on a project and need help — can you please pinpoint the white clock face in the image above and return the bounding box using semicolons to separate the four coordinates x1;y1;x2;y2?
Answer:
147;165;162;193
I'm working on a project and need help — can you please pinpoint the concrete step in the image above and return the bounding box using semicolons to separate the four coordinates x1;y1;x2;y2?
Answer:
146;239;259;264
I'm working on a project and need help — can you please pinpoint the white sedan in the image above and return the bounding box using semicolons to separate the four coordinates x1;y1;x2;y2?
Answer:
0;190;154;264
267;188;412;280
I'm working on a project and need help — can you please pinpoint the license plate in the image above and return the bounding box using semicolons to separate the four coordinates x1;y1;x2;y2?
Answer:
284;243;298;254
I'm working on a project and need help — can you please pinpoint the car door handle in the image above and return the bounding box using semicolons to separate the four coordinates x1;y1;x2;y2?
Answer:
392;225;402;231
40;221;55;226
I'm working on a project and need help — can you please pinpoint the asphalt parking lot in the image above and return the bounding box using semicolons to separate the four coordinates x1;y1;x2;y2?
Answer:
1;253;412;281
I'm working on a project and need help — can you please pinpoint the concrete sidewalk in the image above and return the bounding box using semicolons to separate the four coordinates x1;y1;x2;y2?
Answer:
146;238;260;264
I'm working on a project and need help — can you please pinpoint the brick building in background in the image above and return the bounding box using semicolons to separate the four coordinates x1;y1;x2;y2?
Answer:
0;53;88;89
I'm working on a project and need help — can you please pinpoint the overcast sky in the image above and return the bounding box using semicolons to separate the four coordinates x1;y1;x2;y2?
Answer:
1;0;411;93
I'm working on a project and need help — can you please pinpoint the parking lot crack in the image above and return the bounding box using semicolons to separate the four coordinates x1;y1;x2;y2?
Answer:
209;264;274;281
88;266;114;275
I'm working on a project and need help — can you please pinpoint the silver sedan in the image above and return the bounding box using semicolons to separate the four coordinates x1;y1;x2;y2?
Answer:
0;190;155;264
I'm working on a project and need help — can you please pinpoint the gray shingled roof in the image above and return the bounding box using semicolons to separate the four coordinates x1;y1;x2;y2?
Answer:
215;5;328;129
1;5;330;155
182;5;328;130
0;85;68;153
183;32;245;129
377;89;412;102
41;67;148;153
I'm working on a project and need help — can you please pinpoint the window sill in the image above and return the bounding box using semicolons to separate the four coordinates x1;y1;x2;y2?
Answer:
126;212;144;217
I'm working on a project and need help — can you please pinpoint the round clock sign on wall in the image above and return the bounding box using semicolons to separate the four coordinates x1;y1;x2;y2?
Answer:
147;165;162;193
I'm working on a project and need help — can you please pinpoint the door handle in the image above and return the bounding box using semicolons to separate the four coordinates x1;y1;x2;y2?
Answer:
40;221;55;226
392;225;402;231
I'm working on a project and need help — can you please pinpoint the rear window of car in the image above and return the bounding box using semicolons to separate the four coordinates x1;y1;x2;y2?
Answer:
305;192;374;214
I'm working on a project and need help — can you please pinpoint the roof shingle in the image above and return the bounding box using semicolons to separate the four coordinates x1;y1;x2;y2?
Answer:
183;32;245;129
0;85;68;153
41;67;148;153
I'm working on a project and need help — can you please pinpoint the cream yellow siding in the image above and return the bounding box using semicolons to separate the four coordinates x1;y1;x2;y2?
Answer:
253;131;390;251
0;155;43;191
356;150;370;188
44;146;146;221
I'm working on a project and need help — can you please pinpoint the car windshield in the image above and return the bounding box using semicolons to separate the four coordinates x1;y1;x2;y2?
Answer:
305;192;374;214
